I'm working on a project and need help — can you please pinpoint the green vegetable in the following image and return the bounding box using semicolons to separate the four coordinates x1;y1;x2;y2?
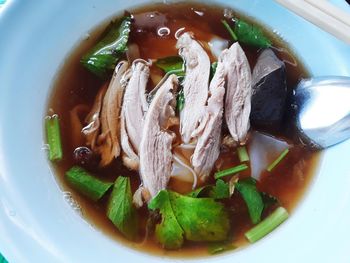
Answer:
81;16;132;78
237;146;249;163
65;166;113;201
222;18;272;48
107;176;139;240
267;148;289;172
234;19;272;48
214;164;248;179
45;115;63;161
210;179;230;199
187;179;229;199
155;56;185;76
245;207;289;243
210;61;218;80
221;20;238;41
235;178;264;224
176;88;185;111
208;241;236;255
149;190;230;248
148;191;185;249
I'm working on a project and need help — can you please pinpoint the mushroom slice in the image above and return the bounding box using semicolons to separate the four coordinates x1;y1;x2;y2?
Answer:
222;42;252;145
121;59;151;170
97;61;129;166
176;32;210;144
82;84;108;150
191;60;226;179
139;74;178;197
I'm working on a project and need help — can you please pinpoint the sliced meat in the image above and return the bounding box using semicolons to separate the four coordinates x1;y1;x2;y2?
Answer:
98;61;129;166
82;84;108;150
139;74;178;197
191;61;226;179
121;59;150;169
251;49;287;130
176;32;210;144
222;43;252;145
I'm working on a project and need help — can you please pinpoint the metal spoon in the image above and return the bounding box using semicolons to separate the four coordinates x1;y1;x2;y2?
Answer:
294;76;350;149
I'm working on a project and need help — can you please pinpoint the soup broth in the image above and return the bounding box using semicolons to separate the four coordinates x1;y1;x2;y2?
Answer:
47;2;320;257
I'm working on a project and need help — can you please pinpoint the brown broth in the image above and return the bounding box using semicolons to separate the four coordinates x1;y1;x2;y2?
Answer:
47;2;320;258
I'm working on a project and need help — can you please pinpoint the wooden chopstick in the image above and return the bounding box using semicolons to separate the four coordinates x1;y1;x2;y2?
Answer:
275;0;350;44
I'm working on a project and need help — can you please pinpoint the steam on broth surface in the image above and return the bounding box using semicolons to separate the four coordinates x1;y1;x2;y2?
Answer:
47;2;320;257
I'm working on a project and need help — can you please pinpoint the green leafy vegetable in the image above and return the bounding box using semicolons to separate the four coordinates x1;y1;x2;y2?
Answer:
81;16;132;78
187;179;229;199
221;20;238;41
267;148;289;172
65;166;113;201
149;190;230;248
148;191;185;249
235;178;264;224
176;88;185;111
237;146;249;163
234;19;272;48
45;114;63;161
214;164;248;179
208;241;236;255
245;207;289;243
210;179;230;199
155;56;185;76
222;18;272;48
107;176;139;240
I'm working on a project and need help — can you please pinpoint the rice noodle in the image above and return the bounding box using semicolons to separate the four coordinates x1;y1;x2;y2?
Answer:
171;153;198;189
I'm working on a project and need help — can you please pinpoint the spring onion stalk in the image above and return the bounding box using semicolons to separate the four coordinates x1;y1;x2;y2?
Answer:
267;148;289;172
221;20;238;41
45;114;63;161
66;166;113;201
214;164;248;179
237;146;249;162
245;207;289;243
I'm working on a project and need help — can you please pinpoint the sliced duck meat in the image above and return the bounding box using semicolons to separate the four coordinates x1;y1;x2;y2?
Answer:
251;49;287;130
139;74;178;197
121;59;151;169
191;61;226;179
82;84;108;150
222;42;252;145
176;32;210;144
97;61;129;166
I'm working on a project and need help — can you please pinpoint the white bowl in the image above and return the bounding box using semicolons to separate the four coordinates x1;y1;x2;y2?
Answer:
0;0;350;262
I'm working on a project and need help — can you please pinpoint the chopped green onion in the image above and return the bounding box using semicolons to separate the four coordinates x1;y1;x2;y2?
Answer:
221;20;238;41
267;148;289;172
65;166;113;201
176;88;185;111
237;146;249;162
214;164;248;179
245;207;289;243
45;114;63;161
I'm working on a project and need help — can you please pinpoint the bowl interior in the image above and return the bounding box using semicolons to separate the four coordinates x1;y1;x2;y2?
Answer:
0;0;350;262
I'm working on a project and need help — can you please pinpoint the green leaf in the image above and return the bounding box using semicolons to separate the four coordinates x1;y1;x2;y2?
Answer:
169;191;230;242
234;19;272;48
187;185;212;198
65;166;113;201
81;16;132;78
107;176;138;240
208;241;236;255
149;190;230;248
155;56;185;76
235;178;264;224
148;191;184;249
210;179;230;199
176;88;185;112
